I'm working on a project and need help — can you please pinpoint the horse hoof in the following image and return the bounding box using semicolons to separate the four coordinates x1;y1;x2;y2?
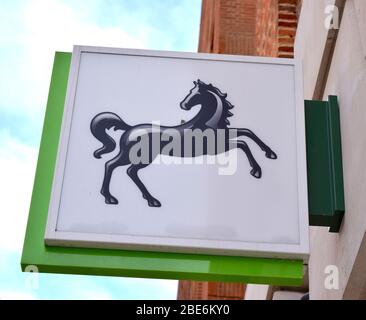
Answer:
250;167;262;179
105;196;118;205
265;150;277;159
147;198;161;207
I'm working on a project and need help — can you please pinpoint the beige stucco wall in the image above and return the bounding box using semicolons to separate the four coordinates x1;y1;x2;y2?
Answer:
244;284;270;300
295;0;366;299
295;0;336;98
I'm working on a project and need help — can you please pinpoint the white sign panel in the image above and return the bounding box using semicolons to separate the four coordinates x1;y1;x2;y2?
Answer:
45;46;309;259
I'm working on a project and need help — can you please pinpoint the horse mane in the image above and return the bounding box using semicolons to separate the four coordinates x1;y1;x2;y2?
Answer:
204;82;234;128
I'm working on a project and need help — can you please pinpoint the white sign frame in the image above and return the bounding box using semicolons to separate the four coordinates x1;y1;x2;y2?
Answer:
45;45;309;260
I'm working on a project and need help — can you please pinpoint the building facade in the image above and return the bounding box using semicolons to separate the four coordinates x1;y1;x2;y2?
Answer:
198;0;299;58
179;0;366;300
178;0;300;300
247;0;366;300
198;0;257;55
294;0;366;299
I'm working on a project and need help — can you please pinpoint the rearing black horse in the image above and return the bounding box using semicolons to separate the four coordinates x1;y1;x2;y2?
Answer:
91;79;277;207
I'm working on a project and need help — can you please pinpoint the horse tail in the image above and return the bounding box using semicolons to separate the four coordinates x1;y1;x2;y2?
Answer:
90;112;131;159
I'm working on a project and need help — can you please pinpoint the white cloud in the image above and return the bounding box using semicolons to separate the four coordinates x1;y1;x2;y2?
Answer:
0;0;151;117
0;0;200;122
114;277;178;300
0;133;179;298
0;132;37;251
0;0;199;299
50;277;115;300
0;290;36;300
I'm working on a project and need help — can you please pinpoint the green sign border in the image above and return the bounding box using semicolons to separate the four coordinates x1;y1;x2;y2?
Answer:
21;52;303;286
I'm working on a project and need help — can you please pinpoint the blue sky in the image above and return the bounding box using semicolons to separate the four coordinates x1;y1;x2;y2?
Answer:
0;0;201;299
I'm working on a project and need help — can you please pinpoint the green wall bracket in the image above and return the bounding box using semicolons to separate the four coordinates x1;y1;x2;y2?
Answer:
305;96;345;233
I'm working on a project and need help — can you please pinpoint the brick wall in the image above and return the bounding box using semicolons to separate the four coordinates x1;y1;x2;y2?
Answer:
177;281;245;300
177;281;208;300
207;282;246;300
198;0;216;53
199;0;299;58
277;0;298;58
256;0;299;58
256;0;278;57
199;0;257;55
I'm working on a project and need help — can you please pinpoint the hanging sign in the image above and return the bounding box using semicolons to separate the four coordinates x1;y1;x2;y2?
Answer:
44;46;309;260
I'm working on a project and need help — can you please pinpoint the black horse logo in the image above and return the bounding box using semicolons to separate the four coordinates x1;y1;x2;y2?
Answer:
91;80;277;207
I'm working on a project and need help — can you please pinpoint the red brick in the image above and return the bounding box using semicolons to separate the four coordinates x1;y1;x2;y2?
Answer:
177;281;245;300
